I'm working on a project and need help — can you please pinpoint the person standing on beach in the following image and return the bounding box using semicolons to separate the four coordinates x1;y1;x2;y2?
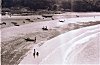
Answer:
36;52;39;57
33;49;36;58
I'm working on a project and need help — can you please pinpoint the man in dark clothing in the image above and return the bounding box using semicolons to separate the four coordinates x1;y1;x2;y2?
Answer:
33;52;35;58
36;52;39;57
33;49;36;58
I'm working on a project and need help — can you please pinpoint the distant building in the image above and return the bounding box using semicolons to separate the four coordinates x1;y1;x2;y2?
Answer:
21;8;27;12
21;7;29;12
2;8;10;12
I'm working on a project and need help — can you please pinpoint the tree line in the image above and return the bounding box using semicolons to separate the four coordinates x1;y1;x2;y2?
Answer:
2;0;100;12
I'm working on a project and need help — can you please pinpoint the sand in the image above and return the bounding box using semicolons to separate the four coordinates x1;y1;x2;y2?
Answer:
1;12;100;65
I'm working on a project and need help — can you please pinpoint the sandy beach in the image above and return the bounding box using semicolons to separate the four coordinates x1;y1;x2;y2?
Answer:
1;12;100;65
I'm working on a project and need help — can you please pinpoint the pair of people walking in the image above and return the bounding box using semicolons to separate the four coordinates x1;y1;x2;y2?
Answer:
33;49;39;58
